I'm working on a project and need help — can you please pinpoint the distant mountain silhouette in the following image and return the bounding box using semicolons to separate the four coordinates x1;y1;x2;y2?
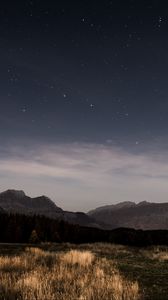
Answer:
0;190;100;228
0;190;62;215
2;190;168;230
88;201;168;230
88;201;136;214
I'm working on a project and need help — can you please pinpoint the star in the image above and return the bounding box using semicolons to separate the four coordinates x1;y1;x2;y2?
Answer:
157;16;163;28
90;103;94;109
158;16;162;23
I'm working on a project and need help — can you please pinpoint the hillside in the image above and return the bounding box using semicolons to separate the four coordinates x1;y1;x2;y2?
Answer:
2;190;168;230
88;201;168;230
0;190;100;228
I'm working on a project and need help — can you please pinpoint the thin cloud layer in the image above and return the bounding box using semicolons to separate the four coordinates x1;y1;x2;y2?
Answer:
0;142;168;211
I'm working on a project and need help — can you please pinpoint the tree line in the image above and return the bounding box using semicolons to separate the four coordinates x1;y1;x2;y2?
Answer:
1;212;168;246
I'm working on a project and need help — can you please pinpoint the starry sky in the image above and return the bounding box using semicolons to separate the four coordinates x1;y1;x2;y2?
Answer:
1;0;168;211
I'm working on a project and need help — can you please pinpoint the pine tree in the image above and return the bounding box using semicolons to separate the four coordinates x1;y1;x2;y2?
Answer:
29;229;40;244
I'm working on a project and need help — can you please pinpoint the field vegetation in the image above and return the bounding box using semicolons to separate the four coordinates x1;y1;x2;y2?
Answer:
0;243;168;299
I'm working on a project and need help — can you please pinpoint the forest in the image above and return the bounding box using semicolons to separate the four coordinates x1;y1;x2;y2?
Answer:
1;212;168;246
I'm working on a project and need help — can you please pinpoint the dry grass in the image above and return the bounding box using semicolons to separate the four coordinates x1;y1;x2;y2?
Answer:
61;249;95;267
151;252;168;261
141;247;168;261
0;247;141;300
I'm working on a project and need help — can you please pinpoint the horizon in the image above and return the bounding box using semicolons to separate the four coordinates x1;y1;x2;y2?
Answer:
1;188;168;213
1;1;168;211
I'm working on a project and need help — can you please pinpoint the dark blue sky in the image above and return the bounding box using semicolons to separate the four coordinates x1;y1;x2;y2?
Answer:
1;0;168;210
1;0;168;145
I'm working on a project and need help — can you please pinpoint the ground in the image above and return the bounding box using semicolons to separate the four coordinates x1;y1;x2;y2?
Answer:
0;243;168;299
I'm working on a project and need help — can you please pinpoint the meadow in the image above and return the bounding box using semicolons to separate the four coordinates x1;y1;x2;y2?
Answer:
0;243;168;299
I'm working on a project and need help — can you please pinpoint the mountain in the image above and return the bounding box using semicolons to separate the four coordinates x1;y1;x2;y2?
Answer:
88;201;136;214
88;201;168;230
0;190;100;228
0;190;62;216
2;190;168;230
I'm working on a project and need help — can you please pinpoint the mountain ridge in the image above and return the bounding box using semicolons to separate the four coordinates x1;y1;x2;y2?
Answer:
88;201;168;230
0;189;102;228
1;189;168;230
88;201;137;215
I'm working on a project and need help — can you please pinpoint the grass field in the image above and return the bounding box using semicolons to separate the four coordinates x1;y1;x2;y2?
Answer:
0;243;168;299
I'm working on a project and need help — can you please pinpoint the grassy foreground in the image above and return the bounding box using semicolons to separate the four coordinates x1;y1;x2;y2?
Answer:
0;243;168;299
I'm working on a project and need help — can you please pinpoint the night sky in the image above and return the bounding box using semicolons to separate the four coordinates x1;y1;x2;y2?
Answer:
1;1;168;211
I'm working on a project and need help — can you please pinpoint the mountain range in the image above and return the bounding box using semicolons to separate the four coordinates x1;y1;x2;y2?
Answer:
0;190;100;228
1;189;168;230
88;201;168;229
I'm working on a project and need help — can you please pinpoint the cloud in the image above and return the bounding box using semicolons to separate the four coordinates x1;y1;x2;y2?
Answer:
1;141;168;211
